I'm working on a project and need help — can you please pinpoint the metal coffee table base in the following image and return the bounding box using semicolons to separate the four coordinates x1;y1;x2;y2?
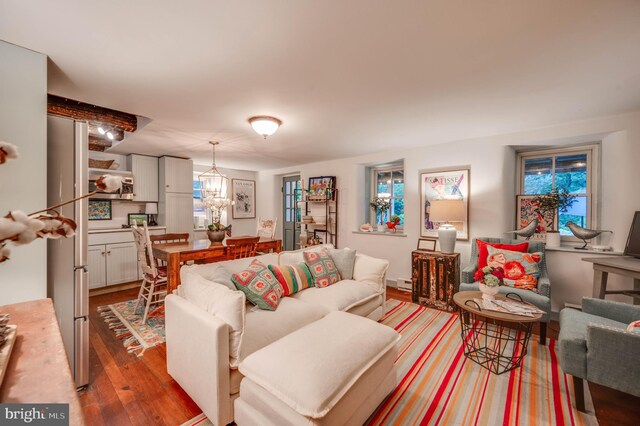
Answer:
458;311;534;375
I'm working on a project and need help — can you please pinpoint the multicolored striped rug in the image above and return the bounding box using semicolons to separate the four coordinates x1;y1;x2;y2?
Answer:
366;300;596;425
181;299;597;426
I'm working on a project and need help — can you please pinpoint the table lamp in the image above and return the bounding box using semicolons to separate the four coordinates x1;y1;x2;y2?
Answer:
429;199;464;253
145;202;158;226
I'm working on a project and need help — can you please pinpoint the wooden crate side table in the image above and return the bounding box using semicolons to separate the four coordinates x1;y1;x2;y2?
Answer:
411;251;460;311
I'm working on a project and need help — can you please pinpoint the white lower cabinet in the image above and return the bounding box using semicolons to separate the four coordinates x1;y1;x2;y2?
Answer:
88;242;139;288
88;245;107;289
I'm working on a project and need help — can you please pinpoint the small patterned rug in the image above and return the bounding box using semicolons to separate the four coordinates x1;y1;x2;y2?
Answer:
98;299;165;357
181;299;597;426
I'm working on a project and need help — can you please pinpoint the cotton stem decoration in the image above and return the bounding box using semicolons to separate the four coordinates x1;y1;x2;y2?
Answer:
0;141;123;263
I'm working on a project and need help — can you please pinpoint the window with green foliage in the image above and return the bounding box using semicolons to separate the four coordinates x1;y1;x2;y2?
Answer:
371;165;404;227
518;145;599;236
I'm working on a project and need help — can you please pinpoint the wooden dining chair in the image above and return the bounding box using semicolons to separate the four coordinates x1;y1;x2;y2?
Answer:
226;236;260;260
132;223;168;324
150;232;190;267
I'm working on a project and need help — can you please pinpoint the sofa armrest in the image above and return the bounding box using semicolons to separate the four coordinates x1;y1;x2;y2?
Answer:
165;294;233;426
537;277;551;299
353;254;389;294
586;324;640;397
582;297;640;324
461;261;478;284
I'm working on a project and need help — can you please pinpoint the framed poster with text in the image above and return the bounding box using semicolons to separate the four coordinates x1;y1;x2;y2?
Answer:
420;168;469;240
232;179;256;219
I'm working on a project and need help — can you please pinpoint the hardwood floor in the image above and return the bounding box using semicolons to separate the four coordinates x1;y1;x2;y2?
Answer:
80;286;640;425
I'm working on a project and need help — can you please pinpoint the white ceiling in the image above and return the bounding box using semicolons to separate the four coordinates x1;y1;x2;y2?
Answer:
1;0;640;170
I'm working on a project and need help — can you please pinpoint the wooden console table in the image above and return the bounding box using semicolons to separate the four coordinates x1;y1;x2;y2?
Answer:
0;299;85;425
583;256;640;304
412;251;460;311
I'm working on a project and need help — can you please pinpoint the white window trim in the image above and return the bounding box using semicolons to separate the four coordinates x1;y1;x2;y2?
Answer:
370;164;404;228
516;143;600;241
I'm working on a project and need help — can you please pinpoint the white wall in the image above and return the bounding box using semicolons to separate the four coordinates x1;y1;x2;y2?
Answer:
0;41;47;304
258;110;640;314
193;164;258;237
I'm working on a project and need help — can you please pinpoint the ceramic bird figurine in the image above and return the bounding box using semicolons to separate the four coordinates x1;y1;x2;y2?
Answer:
566;221;612;249
505;218;538;240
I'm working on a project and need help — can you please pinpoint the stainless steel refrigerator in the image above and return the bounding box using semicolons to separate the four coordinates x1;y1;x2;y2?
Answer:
47;115;89;389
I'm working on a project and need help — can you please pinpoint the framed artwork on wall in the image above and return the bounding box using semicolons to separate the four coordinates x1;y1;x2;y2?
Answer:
232;179;256;219
515;195;555;241
88;200;112;220
419;167;470;240
307;176;336;200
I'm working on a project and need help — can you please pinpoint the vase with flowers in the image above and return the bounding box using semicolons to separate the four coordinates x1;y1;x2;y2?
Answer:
204;196;232;244
369;198;391;232
474;265;505;301
532;188;577;248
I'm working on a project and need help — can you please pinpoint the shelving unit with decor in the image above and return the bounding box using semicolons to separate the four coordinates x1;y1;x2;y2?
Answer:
295;188;339;249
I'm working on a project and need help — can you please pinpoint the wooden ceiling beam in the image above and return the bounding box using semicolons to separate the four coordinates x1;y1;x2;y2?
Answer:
88;136;113;152
47;94;138;132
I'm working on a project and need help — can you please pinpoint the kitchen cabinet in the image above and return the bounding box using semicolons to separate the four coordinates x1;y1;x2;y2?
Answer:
163;192;194;235
160;156;193;193
159;156;194;237
127;154;158;202
88;242;139;288
88;245;107;289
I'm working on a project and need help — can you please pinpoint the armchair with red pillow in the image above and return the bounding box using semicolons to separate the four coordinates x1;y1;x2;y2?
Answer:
459;237;551;344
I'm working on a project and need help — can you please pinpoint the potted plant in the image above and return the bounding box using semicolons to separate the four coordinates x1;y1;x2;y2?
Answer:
204;196;232;244
369;198;391;232
532;188;577;247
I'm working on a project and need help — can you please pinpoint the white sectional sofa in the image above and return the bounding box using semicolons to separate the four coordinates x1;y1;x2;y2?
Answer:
165;245;390;426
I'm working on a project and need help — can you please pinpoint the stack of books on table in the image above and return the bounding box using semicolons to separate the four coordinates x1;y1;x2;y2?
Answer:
473;298;545;317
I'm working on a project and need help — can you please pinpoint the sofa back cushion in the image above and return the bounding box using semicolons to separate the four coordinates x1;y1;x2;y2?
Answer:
268;263;314;296
181;271;245;367
352;253;389;293
179;252;279;284
278;244;334;266
232;259;282;310
304;248;341;288
328;248;357;280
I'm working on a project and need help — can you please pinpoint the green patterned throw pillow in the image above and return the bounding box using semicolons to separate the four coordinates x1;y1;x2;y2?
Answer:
303;248;341;288
232;259;282;310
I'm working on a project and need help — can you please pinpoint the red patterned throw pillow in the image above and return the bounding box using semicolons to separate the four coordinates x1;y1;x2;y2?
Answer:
232;259;282;310
476;240;529;270
303;248;341;288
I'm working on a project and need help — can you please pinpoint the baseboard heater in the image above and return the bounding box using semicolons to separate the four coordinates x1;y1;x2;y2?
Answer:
396;278;412;292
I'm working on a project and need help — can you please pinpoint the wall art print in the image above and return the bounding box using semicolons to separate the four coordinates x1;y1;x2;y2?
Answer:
307;176;336;200
232;179;256;219
515;195;556;242
420;168;469;240
88;200;112;220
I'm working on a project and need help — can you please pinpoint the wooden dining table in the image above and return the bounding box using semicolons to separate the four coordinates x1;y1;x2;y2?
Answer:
152;237;282;293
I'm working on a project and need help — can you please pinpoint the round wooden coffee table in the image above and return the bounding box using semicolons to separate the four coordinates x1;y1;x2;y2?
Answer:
453;291;543;375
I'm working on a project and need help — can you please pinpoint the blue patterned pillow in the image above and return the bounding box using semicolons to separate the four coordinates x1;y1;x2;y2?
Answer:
232;259;282;310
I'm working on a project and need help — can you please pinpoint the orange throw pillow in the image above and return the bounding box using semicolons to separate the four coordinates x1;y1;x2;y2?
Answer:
476;240;529;270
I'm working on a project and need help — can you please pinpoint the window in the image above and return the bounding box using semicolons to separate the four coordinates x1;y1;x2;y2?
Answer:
193;175;210;229
517;145;599;236
370;164;404;227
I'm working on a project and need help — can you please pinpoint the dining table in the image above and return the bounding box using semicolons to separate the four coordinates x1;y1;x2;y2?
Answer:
152;237;282;293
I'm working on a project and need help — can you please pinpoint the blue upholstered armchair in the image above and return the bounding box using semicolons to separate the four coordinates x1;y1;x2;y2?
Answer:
460;238;551;344
558;298;640;411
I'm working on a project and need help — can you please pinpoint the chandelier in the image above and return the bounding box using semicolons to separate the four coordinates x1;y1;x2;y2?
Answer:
198;141;229;203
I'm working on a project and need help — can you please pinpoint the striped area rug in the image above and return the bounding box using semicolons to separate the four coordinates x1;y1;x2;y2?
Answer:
182;299;597;426
366;299;597;426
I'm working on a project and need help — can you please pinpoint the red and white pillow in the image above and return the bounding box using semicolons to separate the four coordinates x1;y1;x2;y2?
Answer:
476;239;529;270
627;320;640;333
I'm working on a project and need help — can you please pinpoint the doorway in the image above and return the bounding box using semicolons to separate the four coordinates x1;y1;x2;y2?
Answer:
282;175;301;251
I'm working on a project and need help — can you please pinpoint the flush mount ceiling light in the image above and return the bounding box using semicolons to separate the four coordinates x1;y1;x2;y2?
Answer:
248;116;282;139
